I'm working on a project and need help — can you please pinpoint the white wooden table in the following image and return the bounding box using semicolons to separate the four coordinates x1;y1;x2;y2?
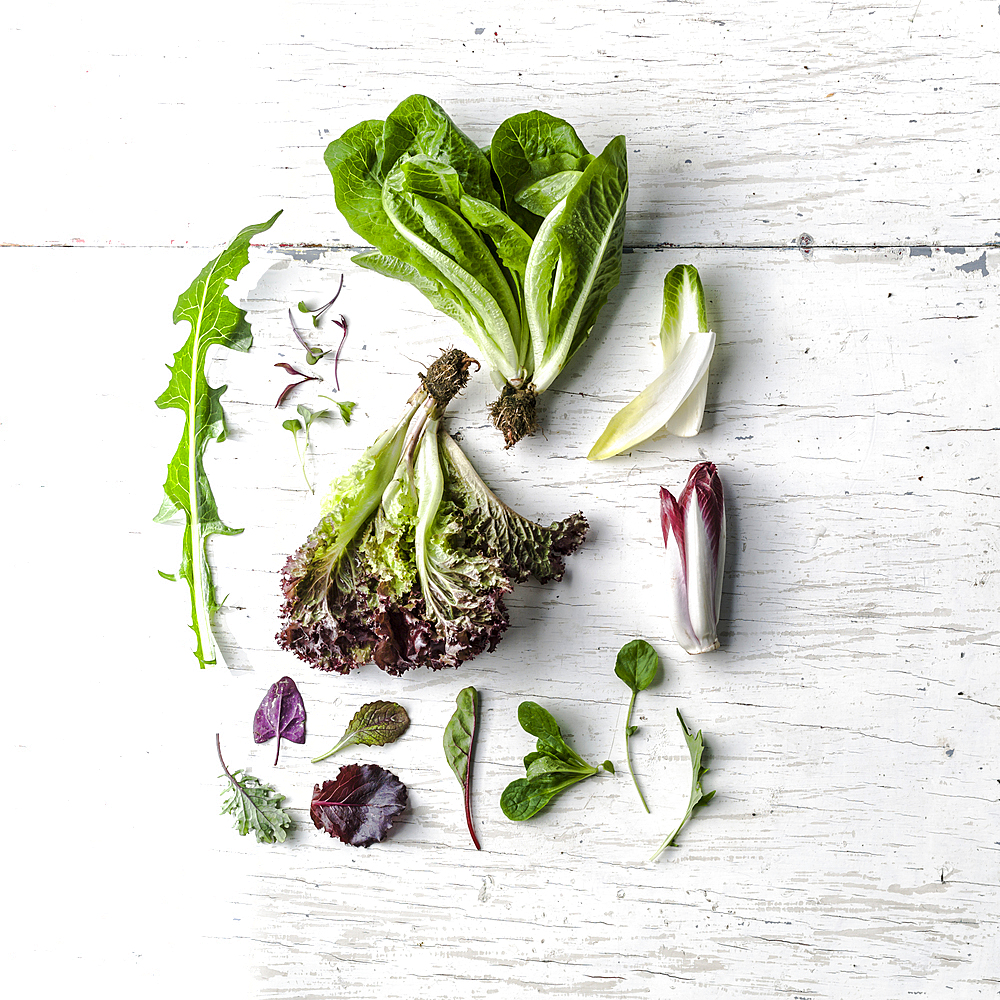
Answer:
3;3;997;997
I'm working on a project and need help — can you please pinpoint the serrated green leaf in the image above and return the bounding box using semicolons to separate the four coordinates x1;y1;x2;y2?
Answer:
310;700;410;763
155;212;281;667
650;709;715;860
217;736;291;844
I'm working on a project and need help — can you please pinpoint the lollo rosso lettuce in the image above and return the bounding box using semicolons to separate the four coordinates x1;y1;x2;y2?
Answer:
324;96;628;447
277;348;588;674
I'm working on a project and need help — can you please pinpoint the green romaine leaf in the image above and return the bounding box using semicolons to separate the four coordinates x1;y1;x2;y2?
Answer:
650;710;716;860
311;700;410;763
529;136;629;392
217;735;291;844
515;170;584;218
443;686;481;850
501;701;609;821
490;110;593;235
614;639;660;813
382;156;522;376
154;212;281;667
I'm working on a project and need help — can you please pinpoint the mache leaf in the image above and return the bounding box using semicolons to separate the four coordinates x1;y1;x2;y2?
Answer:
311;701;410;763
443;686;481;850
217;735;291;844
650;709;716;860
310;763;408;847
614;639;660;813
500;701;608;821
155;212;281;667
252;676;306;765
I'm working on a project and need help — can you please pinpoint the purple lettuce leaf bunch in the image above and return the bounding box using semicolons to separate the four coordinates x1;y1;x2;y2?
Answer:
277;348;588;675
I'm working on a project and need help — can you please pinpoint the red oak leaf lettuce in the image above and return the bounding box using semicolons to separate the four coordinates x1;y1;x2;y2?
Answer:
277;349;588;675
310;763;408;847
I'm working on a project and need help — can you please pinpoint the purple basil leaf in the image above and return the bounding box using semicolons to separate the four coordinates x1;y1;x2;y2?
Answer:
253;675;306;765
310;764;408;847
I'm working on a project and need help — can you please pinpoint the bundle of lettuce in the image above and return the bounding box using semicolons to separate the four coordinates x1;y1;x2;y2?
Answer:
325;95;628;447
278;349;589;675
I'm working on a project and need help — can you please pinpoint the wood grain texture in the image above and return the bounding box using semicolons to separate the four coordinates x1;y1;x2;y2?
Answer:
2;1;998;997
3;1;999;248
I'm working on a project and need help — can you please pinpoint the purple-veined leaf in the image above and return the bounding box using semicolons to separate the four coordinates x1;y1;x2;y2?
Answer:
253;676;306;765
310;764;408;847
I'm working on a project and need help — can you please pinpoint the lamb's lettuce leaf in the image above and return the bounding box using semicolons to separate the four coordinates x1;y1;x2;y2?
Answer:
155;212;280;667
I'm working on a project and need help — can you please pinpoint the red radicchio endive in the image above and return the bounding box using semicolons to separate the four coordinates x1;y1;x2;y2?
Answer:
659;461;726;654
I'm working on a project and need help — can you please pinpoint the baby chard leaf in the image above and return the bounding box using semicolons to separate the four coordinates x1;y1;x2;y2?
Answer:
252;676;306;765
650;709;715;860
311;701;410;763
155;212;281;668
443;686;481;850
310;763;408;847
217;735;291;844
500;701;610;821
614;639;660;813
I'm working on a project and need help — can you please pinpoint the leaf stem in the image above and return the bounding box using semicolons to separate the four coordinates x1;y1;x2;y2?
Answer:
216;733;236;787
310;734;353;763
624;690;650;813
292;429;313;493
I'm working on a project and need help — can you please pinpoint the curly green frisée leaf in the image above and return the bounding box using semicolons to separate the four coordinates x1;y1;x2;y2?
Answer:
216;734;291;844
311;701;410;763
155;212;281;667
500;702;612;821
443;687;481;849
614;639;660;812
650;710;715;860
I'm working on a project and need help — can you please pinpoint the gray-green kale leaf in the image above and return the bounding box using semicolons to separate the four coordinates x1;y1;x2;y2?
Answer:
217;735;291;844
155;212;281;667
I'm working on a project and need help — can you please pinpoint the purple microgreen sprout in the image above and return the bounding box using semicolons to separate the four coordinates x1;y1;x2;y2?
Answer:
307;274;345;327
288;308;328;366
274;362;322;407
330;315;349;390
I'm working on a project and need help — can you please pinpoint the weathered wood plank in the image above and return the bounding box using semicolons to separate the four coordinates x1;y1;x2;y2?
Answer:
4;1;998;248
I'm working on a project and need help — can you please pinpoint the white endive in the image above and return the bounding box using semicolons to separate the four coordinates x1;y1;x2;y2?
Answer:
660;461;726;654
589;265;715;460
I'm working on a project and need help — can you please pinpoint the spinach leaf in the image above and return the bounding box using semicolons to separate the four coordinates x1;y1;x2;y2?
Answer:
443;686;481;850
614;639;659;812
650;710;716;860
500;701;611;821
311;701;410;763
217;735;291;844
155;212;281;667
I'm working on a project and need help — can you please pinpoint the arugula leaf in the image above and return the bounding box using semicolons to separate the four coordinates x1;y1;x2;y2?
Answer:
155;212;281;667
310;763;408;847
614;639;659;813
311;701;410;763
252;676;306;765
216;734;291;844
650;710;716;860
500;702;611;821
443;686;481;850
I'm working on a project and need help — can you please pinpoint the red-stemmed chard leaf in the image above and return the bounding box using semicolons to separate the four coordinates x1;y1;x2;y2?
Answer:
274;363;322;407
310;764;408;847
253;676;306;765
443;687;481;850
